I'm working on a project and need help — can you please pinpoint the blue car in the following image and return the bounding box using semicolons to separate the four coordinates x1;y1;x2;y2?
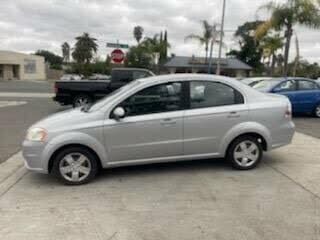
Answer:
252;77;320;117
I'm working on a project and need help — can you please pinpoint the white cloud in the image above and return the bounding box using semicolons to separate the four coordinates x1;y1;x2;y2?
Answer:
0;0;319;62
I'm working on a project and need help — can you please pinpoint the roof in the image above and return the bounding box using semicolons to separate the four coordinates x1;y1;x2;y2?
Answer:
163;56;252;70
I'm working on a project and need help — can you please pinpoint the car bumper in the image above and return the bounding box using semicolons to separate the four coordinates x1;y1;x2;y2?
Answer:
271;121;295;150
22;140;48;174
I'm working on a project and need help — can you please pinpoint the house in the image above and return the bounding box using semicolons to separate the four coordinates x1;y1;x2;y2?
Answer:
163;56;252;78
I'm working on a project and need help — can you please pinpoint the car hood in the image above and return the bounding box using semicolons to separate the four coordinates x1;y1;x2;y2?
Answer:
30;108;102;132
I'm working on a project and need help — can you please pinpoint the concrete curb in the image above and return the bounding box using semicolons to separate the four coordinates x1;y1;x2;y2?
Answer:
0;152;27;197
0;92;54;98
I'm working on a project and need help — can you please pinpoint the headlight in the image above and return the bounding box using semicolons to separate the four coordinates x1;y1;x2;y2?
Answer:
26;128;47;142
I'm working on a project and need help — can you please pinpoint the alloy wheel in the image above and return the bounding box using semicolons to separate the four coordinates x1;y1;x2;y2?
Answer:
315;105;320;118
233;140;259;168
59;153;92;182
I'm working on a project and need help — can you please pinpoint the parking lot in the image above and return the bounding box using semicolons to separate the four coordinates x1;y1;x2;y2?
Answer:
0;81;320;240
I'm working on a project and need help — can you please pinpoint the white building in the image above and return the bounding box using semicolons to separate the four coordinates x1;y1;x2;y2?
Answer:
0;50;46;81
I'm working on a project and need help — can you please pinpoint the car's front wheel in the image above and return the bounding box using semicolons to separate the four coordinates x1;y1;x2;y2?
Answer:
227;136;263;170
314;104;320;118
52;147;98;185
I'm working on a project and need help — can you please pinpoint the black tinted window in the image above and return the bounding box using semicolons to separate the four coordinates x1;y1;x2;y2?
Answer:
120;82;182;116
298;80;318;90
190;81;244;109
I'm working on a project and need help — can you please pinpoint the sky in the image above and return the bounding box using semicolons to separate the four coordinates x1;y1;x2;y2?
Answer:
0;0;320;62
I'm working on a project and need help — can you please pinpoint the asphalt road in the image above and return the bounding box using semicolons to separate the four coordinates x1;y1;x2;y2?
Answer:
0;80;53;93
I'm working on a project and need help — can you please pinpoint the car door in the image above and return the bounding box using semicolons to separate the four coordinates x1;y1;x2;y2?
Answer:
272;80;298;112
295;80;320;113
103;82;184;163
183;81;248;156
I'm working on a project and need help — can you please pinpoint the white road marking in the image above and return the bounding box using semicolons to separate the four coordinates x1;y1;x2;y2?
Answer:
0;92;53;98
0;101;27;108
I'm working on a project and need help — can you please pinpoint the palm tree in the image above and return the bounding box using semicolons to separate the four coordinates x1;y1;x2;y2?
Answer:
142;34;170;64
260;34;284;74
61;42;70;63
133;26;144;44
185;20;213;62
72;33;98;64
256;0;320;76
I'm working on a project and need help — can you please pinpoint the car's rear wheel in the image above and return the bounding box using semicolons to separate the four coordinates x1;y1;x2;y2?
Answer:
227;136;263;170
73;94;92;108
314;104;320;118
52;147;98;185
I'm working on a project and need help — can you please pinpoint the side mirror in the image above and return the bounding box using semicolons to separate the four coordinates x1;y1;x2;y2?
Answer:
113;107;125;120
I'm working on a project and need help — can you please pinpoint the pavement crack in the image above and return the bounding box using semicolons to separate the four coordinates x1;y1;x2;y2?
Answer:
265;162;320;201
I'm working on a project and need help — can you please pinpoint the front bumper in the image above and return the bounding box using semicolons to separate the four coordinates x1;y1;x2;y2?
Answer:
22;140;48;174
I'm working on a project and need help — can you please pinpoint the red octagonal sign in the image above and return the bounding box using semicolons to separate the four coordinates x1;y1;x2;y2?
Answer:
111;49;125;63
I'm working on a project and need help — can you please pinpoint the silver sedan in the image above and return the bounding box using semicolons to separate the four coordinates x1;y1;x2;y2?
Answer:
22;74;295;185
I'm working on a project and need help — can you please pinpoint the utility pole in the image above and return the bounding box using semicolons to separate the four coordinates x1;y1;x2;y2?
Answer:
216;0;226;75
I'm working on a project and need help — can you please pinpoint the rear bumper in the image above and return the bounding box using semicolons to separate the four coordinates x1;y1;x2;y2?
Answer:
53;94;71;105
270;121;295;150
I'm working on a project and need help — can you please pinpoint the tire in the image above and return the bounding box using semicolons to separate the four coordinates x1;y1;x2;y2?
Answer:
73;94;92;108
314;104;320;118
52;147;99;185
226;136;263;170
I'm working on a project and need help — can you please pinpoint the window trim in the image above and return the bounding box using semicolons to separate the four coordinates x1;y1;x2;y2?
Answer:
186;80;245;110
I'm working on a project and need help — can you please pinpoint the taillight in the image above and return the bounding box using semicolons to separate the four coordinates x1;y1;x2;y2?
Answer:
285;104;292;119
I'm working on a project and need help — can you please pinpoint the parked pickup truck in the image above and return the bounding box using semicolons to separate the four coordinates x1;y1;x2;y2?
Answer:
53;68;155;107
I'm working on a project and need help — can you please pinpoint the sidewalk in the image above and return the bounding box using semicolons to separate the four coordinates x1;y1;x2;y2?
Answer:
0;132;319;240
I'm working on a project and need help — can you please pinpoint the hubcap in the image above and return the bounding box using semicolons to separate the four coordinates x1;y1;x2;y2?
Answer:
59;153;91;182
234;140;259;167
316;105;320;117
75;97;89;107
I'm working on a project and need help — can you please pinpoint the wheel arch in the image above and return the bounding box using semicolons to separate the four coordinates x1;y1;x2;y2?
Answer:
220;122;272;157
48;144;102;173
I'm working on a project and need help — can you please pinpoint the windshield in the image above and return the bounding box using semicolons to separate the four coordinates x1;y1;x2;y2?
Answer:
88;80;141;112
252;79;282;92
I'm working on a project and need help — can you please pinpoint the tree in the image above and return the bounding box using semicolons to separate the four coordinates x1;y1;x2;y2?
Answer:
288;59;320;78
256;0;320;76
72;33;98;76
35;50;63;69
260;34;284;74
61;42;70;63
142;34;170;66
227;21;265;72
124;45;153;69
133;26;144;44
185;20;213;62
72;33;98;64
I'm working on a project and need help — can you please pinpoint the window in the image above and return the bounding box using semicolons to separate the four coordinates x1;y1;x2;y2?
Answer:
118;82;182;116
24;59;36;74
190;81;244;109
277;80;296;91
298;80;318;90
132;71;151;80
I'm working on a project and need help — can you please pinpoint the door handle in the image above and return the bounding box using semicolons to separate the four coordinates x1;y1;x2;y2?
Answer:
161;118;176;125
227;111;240;118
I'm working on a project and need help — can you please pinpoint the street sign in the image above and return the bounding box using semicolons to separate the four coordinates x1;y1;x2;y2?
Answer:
107;42;129;49
111;49;125;63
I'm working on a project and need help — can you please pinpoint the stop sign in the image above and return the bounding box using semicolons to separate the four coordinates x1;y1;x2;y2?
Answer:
111;49;125;63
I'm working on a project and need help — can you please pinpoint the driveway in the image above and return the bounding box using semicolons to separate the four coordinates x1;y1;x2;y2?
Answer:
0;133;319;240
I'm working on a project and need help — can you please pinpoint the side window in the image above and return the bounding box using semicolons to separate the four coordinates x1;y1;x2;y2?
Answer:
190;81;244;109
119;82;182;116
278;80;296;91
132;71;150;80
298;80;318;90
